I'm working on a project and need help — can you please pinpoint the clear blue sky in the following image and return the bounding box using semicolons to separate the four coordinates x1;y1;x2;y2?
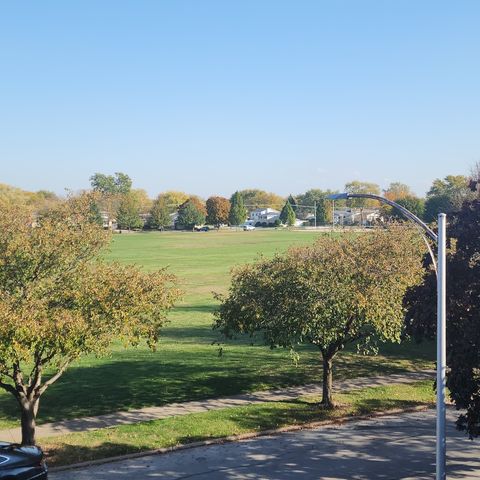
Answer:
1;1;479;198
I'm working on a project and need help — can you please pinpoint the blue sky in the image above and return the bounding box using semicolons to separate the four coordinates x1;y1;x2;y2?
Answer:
1;1;479;198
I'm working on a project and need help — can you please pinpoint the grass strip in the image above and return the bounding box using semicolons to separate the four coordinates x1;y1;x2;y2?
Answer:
44;380;435;468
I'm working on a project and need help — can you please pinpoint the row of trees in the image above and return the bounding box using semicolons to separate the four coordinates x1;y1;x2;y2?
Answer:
1;172;473;229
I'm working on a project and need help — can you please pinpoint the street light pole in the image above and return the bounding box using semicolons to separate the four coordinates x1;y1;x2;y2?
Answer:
327;193;446;480
437;213;447;480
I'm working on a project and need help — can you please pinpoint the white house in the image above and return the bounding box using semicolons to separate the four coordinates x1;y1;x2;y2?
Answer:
333;208;382;226
249;208;281;225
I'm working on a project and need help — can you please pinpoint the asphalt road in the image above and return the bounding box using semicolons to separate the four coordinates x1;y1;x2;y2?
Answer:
51;408;480;480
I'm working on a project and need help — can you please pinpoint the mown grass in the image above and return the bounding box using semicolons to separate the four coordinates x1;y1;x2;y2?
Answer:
0;230;434;430
44;380;435;467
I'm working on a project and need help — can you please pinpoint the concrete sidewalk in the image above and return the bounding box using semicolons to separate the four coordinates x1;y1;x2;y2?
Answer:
0;370;433;442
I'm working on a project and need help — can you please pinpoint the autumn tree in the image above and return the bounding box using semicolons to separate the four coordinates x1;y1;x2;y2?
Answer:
344;181;381;208
229;191;248;226
206;196;230;227
214;227;424;408
383;182;414;201
158;191;190;213
279;201;296;226
238;189;284;209
0;195;181;445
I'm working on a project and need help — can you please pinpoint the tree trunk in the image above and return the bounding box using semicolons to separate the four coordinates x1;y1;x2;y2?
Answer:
321;355;334;408
19;398;39;446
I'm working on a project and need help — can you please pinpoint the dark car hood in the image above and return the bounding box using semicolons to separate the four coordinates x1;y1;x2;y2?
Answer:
0;443;43;470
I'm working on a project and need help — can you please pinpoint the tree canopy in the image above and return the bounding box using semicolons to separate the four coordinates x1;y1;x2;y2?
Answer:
344;181;381;207
148;194;172;229
214;227;424;407
0;195;181;445
177;197;207;229
90;172;132;195
238;189;284;209
405;184;480;438
424;175;474;222
206;196;230;227
279;201;296;226
229;191;248;226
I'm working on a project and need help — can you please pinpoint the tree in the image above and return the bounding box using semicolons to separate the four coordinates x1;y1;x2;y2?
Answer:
177;198;206;230
424;175;474;222
0;195;181;445
229;191;248;226
157;191;190;214
296;189;335;225
405;181;480;438
383;182;414;201
238;189;284;209
214;227;424;408
148;195;172;230
279;201;296;226
206;196;230;227
116;192;143;230
393;196;425;220
344;181;381;207
90;172;132;195
287;194;298;213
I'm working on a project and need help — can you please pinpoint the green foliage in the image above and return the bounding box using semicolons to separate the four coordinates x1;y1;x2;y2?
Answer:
116;193;143;230
424;175;474;221
215;227;425;407
90;172;132;195
229;191;248;225
0;195;181;444
206;196;230;226
148;195;172;229
177;199;206;229
393;196;425;220
296;189;335;225
405;188;480;437
280;201;296;226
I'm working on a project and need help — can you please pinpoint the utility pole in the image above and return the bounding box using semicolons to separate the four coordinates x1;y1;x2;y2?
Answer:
314;201;317;228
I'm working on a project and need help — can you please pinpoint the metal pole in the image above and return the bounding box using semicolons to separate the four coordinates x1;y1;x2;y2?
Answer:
436;213;447;480
314;201;317;228
332;199;335;228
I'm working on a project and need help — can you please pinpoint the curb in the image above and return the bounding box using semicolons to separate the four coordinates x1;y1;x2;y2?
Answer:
49;403;434;473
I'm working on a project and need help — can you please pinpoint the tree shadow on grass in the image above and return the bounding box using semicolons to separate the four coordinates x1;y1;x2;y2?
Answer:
0;341;434;429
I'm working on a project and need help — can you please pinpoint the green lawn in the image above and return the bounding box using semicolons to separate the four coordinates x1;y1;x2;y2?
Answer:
0;230;434;430
45;380;435;467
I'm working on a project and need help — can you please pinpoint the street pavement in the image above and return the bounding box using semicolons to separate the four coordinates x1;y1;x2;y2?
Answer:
50;407;480;480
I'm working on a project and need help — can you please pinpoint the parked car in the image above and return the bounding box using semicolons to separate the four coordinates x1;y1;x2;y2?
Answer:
243;224;255;231
0;443;47;479
194;226;210;232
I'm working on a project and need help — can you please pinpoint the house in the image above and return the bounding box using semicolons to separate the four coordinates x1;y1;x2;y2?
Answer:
100;211;117;230
249;208;281;225
333;208;382;226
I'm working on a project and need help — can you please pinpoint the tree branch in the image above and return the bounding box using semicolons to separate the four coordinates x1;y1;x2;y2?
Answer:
36;358;71;397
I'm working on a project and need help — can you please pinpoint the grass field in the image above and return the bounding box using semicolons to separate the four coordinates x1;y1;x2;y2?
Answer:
0;230;434;430
45;380;435;467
